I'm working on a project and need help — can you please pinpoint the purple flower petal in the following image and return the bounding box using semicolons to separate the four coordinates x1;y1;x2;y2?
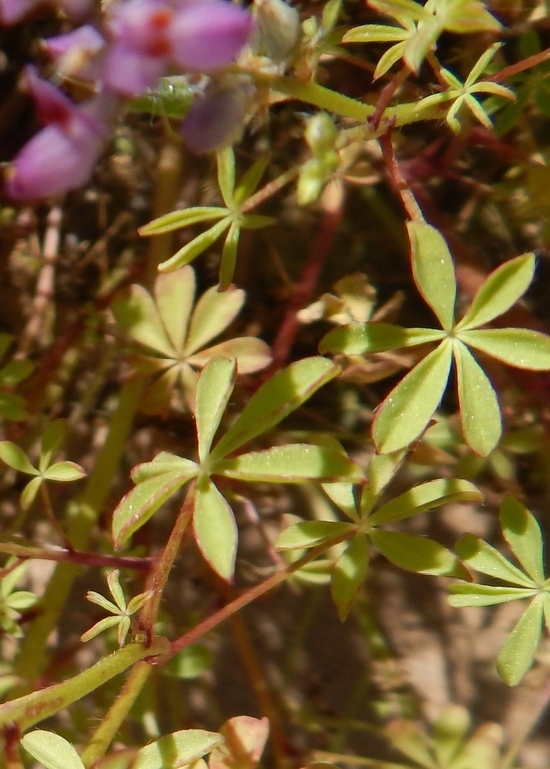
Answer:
102;43;167;96
168;0;252;72
181;83;249;153
5;120;105;200
42;25;106;80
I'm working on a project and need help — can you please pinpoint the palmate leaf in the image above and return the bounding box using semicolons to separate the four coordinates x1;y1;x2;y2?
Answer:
158;218;231;273
154;268;196;355
407;221;456;332
112;460;198;548
458;328;550;370
139;207;227;236
496;595;545;686
448;584;536;608
454;533;535;587
455;254;536;331
453;340;501;457
112;284;176;357
331;533;370;620
219;219;240;291
369;478;482;526
275;520;355;550
500;497;545;585
372;340;453;453
216;444;362;483
185;284;245;356
370;530;468;578
193;476;237;580
319;322;444;355
209;357;340;461
195;357;237;462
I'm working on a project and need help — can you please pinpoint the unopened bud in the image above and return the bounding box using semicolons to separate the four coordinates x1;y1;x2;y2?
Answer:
252;0;300;63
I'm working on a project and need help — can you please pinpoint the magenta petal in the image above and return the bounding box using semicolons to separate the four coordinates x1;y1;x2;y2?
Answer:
168;0;252;72
102;44;167;96
5;122;104;200
25;67;75;126
107;0;173;55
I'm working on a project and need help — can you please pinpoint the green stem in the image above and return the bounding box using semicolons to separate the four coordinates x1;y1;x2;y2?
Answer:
254;74;451;127
81;661;153;768
0;640;166;734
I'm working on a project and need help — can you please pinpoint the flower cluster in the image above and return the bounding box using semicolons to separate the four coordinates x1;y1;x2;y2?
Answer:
3;0;254;201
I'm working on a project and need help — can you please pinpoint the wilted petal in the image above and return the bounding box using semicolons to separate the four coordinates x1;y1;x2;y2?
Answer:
168;0;252;72
181;82;250;153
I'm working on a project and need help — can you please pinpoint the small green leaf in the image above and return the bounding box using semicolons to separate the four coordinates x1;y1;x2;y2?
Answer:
193;477;237;580
131;453;198;483
456;254;536;331
0;441;37;475
234;156;269;205
112;470;197;549
112;285;175;357
370;530;468;577
373;340;453;453
331;534;369;620
139;207;227;236
185;284;245;356
217;444;362;483
158;218;231;273
22;730;85;769
458;328;550;370
21;476;43;510
455;534;535;587
195;357;237;462
210;357;340;461
275;521;355;550
500;497;545;585
453;341;501;456
42;461;86;482
217;147;236;207
407;221;456;332
448;584;536;607
496;595;544;685
188;338;272;375
219;220;240;291
39;420;67;470
133;729;223;769
322;482;360;522
319;322;444;355
154;267;196;355
370;478;482;526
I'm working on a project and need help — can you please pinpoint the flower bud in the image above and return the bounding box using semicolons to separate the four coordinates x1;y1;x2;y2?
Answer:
252;0;300;63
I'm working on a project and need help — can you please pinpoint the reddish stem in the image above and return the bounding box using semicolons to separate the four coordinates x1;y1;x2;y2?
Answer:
267;180;344;374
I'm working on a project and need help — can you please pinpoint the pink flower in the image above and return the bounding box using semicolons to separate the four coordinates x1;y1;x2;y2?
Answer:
5;69;117;201
103;0;252;97
0;0;91;25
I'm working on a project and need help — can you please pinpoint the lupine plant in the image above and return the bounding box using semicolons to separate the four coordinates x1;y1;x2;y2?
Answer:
2;0;550;767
